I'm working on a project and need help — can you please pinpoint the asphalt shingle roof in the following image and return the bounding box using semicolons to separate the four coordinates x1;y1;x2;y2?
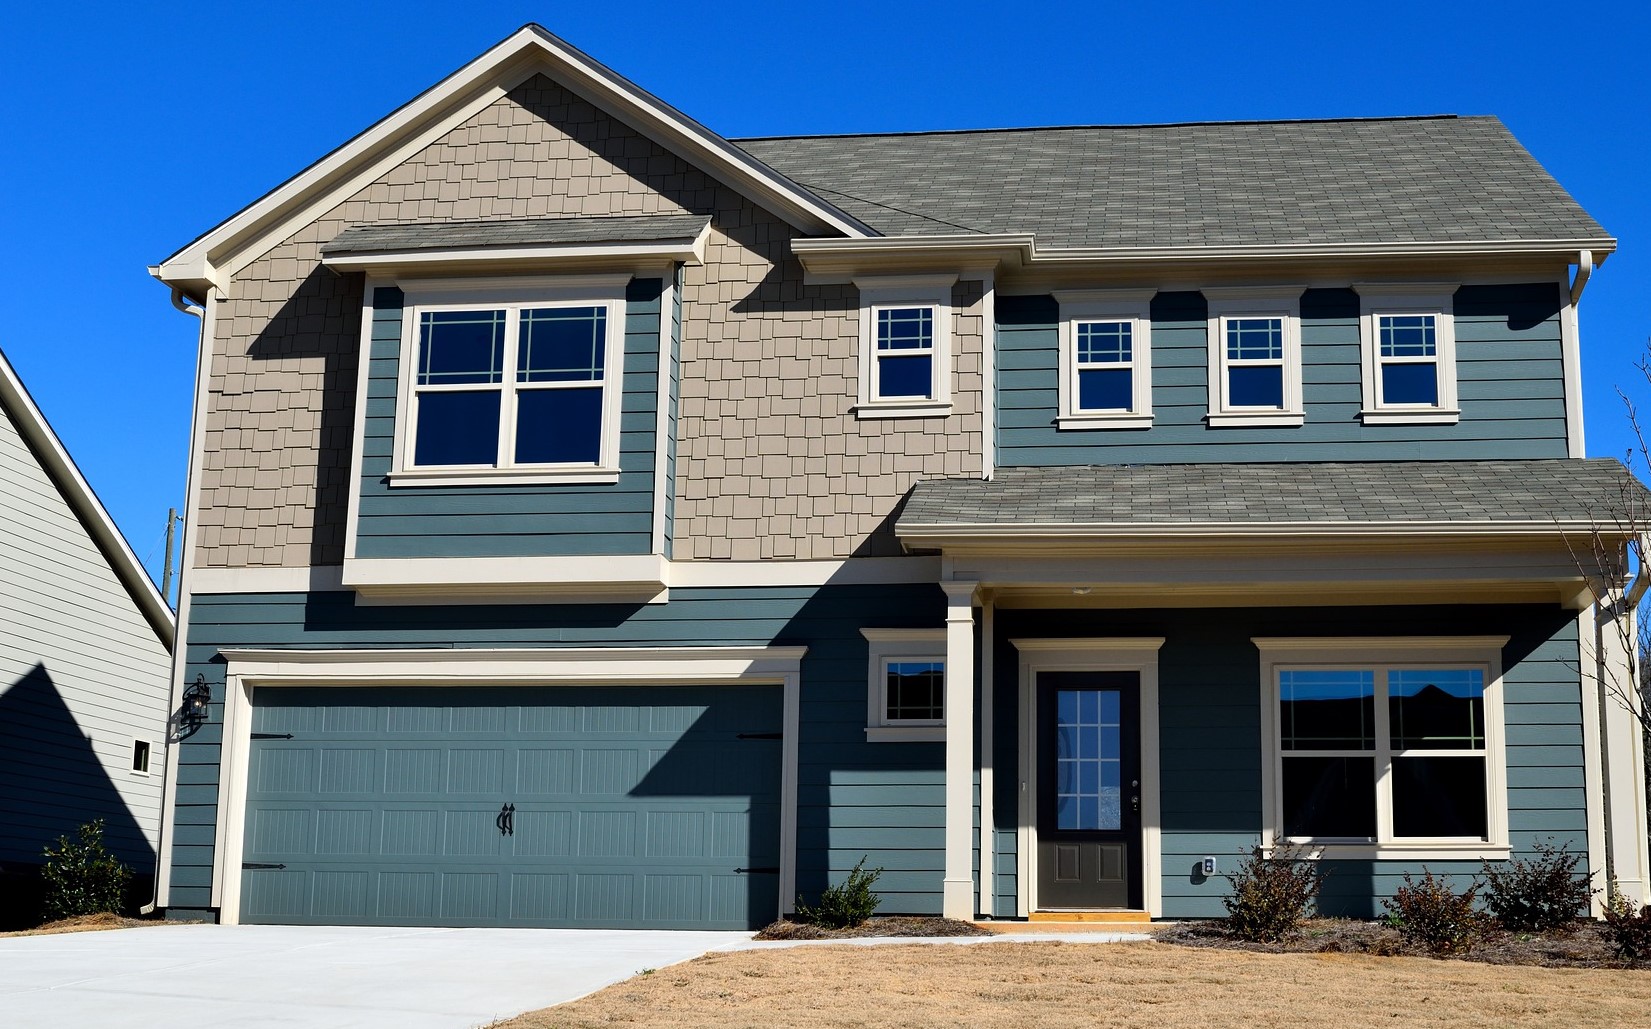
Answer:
898;460;1646;530
736;116;1609;249
321;214;712;254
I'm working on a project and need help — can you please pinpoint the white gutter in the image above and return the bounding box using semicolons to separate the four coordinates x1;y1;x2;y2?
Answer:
898;519;1633;540
1571;249;1595;304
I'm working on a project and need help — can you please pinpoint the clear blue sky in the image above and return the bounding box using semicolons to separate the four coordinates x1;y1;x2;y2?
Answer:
1;1;1646;591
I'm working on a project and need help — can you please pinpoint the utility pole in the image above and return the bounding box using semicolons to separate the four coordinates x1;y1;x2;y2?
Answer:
160;508;181;607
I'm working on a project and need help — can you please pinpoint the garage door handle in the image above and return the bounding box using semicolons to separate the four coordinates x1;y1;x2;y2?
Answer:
734;867;779;874
496;803;515;836
242;862;286;870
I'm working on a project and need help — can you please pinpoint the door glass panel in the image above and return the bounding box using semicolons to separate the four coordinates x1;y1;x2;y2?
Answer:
1055;688;1122;831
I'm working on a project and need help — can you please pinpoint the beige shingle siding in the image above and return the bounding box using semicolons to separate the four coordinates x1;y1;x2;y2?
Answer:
195;75;981;568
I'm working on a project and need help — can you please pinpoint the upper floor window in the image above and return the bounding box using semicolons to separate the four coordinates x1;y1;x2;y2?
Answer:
1356;286;1459;424
1205;287;1305;427
391;276;628;486
1056;289;1155;429
854;275;955;419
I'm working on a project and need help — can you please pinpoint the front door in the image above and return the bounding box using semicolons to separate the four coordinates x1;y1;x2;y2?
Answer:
1036;671;1142;909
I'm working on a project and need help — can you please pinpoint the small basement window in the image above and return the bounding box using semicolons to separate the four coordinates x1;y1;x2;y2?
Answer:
862;628;947;741
132;740;151;775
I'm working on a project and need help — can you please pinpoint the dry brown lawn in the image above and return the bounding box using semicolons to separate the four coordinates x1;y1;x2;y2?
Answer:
494;940;1651;1029
0;912;162;938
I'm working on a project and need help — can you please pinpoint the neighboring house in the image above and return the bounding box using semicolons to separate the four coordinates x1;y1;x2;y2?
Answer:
148;24;1649;930
0;349;175;926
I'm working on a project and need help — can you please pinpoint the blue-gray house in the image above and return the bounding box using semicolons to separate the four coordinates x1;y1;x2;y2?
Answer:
148;24;1648;929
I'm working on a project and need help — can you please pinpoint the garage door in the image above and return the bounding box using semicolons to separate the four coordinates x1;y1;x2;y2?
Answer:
239;685;782;929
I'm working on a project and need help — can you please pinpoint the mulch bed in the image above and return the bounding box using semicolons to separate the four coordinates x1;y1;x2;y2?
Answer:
755;916;994;940
1157;917;1640;969
0;912;161;938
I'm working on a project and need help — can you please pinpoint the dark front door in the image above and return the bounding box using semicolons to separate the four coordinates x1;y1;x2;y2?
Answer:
1037;671;1142;909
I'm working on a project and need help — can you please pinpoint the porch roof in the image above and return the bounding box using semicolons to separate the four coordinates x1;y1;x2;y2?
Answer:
897;459;1648;540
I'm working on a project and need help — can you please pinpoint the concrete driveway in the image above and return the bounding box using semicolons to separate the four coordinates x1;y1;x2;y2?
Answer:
0;923;749;1029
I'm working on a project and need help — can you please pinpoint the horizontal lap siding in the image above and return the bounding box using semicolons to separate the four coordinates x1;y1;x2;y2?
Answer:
170;583;947;916
995;283;1567;465
990;604;1584;920
352;280;662;559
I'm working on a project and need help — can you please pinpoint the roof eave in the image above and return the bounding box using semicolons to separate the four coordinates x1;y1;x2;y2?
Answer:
898;520;1631;549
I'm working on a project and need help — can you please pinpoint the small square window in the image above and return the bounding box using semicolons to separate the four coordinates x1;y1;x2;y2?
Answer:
862;628;947;741
1056;289;1155;429
1357;286;1458;424
854;277;955;419
1205;287;1305;427
132;740;151;775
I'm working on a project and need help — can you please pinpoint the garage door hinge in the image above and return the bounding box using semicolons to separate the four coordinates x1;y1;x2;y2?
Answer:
251;732;294;740
734;867;780;874
242;862;286;870
736;732;782;740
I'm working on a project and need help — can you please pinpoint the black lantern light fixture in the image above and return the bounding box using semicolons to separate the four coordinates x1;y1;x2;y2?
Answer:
180;674;212;728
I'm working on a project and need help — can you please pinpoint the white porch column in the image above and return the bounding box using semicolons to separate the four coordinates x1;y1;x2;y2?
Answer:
941;580;979;920
1597;599;1651;903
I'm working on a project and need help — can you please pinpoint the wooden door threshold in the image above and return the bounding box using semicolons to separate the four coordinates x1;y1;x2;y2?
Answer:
1027;910;1152;924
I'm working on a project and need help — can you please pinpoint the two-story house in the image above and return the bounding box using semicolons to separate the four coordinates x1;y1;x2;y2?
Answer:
148;24;1647;930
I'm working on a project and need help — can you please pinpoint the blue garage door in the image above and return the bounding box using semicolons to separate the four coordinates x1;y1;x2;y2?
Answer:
240;685;782;929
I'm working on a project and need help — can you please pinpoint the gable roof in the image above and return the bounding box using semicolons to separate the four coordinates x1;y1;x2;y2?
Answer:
739;116;1613;255
0;350;174;647
152;24;873;300
898;460;1646;539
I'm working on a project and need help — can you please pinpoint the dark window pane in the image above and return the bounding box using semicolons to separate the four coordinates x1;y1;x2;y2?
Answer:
876;307;933;351
1280;670;1375;750
1393;756;1488;838
1381;362;1439;405
1077;321;1131;364
1226;318;1283;360
1379;315;1436;357
1078;367;1133;411
886;662;943;721
418;310;504;385
877;354;933;399
515;387;602;465
414;390;500;466
1054;687;1122;830
1228;364;1284;408
1282;756;1376;839
1390;669;1484;750
519;307;606;383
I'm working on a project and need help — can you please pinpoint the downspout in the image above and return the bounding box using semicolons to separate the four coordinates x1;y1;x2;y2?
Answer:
140;286;205;916
1571;250;1595;304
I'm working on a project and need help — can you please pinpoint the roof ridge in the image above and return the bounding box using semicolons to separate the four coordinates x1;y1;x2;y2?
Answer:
734;114;1467;144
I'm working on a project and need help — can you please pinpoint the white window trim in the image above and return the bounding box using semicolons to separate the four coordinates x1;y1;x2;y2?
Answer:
1356;284;1460;425
1255;636;1511;860
862;627;947;741
389;274;630;487
853;275;956;419
1055;289;1155;430
1205;286;1305;427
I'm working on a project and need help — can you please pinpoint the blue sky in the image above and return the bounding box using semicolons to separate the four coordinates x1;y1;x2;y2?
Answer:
1;1;1646;592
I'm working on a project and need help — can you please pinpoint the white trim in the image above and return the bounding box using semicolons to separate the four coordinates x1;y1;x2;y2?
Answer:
320;228;710;275
854;275;957;419
1577;603;1609;915
978;592;995;916
341;554;668;602
650;271;677;556
153;25;871;295
980;274;996;479
1559;271;1587;457
1054;289;1155;430
1355;286;1459;424
1012;638;1165;918
861;628;948;740
342;277;382;563
210;645;806;926
1205;287;1304;427
1254;636;1510;859
941;582;978;919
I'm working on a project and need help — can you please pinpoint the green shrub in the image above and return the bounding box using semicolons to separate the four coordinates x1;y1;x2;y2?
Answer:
1603;894;1651;963
1383;870;1484;955
40;820;131;922
1221;842;1325;943
1480;839;1594;933
795;858;882;929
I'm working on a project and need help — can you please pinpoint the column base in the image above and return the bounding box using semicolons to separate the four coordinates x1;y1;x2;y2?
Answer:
942;877;975;920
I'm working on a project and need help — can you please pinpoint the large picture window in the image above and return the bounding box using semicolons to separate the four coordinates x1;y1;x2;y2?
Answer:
1256;637;1508;858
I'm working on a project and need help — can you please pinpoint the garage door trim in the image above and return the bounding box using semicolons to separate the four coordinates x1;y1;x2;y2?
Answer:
209;646;805;926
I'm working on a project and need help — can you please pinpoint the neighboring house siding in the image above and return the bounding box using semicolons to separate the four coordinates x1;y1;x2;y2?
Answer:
996;283;1566;465
352;280;662;559
988;603;1584;919
168;583;948;916
0;406;171;871
193;74;983;570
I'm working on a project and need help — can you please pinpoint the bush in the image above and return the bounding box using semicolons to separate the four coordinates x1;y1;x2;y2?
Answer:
1603;894;1651;963
40;820;131;922
795;858;882;929
1221;842;1325;943
1480;840;1594;933
1383;870;1484;955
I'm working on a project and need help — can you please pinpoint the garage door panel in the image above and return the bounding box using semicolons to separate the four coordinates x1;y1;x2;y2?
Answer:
242;684;782;929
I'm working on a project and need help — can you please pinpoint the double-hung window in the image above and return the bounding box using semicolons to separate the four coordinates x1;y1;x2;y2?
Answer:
1356;286;1459;424
1256;637;1509;858
393;277;627;485
863;628;947;741
1056;289;1155;429
854;275;955;419
1205;287;1304;427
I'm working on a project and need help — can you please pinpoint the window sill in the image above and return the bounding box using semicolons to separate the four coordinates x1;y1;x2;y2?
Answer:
865;725;946;743
1359;408;1461;425
387;467;622;488
852;401;952;420
1205;411;1305;428
1267;842;1510;862
1057;413;1154;431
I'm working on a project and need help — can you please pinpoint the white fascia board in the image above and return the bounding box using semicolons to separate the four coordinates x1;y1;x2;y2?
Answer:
0;350;174;647
899;520;1628;543
154;25;871;294
320;232;711;274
